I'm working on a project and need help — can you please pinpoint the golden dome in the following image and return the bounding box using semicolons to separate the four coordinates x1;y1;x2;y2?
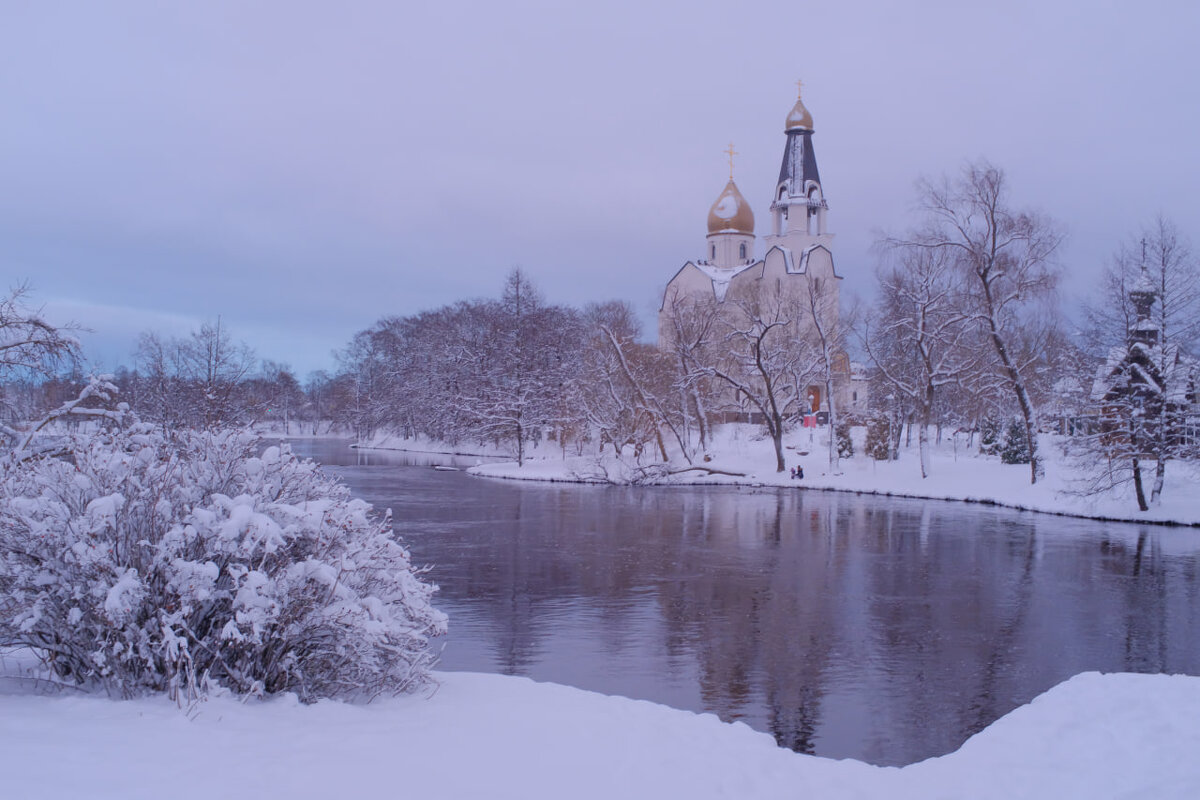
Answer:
707;179;754;235
785;88;814;131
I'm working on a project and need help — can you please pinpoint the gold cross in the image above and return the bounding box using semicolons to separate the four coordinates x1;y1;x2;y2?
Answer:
796;79;804;98
724;141;737;180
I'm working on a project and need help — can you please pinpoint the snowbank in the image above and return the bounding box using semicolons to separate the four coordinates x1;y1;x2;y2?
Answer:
461;425;1200;526
0;670;1196;799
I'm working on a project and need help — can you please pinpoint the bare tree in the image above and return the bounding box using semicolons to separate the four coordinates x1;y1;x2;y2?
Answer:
582;300;691;464
131;321;257;431
662;290;724;457
180;319;257;429
863;246;981;477
891;161;1062;484
0;285;79;378
706;280;815;473
0;285;80;444
800;269;850;473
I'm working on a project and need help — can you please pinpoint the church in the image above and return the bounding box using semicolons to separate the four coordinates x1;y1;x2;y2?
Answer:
658;86;867;419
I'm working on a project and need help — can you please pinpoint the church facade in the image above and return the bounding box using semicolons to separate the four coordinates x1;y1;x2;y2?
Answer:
658;87;867;418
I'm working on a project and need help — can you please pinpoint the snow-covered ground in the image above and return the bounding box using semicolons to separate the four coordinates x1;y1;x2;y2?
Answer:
424;424;1200;526
250;421;348;439
1;668;1197;799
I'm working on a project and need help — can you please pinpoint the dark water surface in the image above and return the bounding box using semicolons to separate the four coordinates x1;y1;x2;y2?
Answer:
289;439;1200;766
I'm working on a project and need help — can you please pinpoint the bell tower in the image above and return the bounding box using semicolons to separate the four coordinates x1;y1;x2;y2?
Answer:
766;82;832;253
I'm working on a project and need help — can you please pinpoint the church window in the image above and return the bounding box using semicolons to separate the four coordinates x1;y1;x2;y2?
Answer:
739;243;746;259
711;245;716;260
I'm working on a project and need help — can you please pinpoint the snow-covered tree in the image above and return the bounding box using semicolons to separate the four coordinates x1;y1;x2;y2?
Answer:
130;322;258;431
661;290;725;457
707;279;818;473
800;265;850;473
0;285;80;441
863;245;981;478
580;301;672;462
890;161;1062;484
0;405;446;702
458;269;586;465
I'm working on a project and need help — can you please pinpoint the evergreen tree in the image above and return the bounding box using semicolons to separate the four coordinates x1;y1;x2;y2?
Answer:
979;418;1001;456
836;420;854;459
1000;417;1031;464
865;415;891;461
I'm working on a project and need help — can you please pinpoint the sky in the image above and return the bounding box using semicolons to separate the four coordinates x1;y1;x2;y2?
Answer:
2;0;1197;379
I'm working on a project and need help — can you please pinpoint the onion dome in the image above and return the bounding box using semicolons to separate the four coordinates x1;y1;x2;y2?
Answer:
707;179;755;234
785;88;814;131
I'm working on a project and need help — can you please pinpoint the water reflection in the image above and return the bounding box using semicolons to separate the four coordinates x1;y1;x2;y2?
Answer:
287;439;1200;766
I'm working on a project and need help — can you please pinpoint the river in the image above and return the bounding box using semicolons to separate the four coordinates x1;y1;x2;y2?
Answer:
288;439;1200;766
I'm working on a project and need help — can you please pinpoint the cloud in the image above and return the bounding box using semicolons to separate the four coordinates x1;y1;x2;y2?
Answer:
2;0;1197;372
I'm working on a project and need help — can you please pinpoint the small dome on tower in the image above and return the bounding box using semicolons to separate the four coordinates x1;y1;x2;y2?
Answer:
707;179;754;235
785;89;814;131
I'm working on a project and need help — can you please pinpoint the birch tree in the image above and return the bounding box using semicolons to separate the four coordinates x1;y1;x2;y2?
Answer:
892;161;1062;484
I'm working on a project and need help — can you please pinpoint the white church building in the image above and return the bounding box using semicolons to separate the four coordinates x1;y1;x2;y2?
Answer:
658;87;868;418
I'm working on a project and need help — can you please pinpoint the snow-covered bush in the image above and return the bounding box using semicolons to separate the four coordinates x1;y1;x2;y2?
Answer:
0;423;446;703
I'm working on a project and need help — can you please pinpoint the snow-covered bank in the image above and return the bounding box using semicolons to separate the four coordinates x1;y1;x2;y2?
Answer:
353;431;507;459
460;425;1200;527
1;670;1197;799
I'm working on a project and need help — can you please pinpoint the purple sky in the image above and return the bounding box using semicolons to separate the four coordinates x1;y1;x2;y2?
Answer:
2;1;1197;378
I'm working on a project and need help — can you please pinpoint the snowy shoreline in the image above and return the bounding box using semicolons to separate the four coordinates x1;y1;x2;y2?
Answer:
2;669;1198;799
352;426;1200;529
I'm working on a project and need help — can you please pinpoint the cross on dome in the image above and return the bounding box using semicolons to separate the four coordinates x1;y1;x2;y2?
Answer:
724;142;738;180
785;79;814;131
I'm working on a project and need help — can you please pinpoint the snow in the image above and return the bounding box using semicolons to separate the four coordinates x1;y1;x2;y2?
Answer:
714;193;738;217
0;666;1196;799
449;424;1200;528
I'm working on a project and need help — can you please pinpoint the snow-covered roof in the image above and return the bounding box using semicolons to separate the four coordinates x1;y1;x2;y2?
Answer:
1091;339;1197;405
692;261;758;302
1131;268;1157;296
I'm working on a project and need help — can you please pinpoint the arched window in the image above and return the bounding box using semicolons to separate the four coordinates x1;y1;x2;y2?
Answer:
739;243;746;260
711;245;716;260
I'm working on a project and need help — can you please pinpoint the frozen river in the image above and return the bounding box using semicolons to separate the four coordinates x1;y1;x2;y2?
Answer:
289;439;1200;766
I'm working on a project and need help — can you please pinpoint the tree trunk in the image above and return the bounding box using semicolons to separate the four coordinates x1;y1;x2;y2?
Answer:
1132;456;1149;512
981;282;1043;484
918;396;932;479
824;375;839;473
690;387;711;454
770;413;786;473
1151;458;1166;505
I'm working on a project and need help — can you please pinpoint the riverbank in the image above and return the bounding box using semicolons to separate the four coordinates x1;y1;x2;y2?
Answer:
356;425;1200;527
1;669;1197;799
